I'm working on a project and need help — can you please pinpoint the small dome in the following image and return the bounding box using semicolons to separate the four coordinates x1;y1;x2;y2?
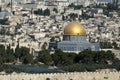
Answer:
64;21;86;36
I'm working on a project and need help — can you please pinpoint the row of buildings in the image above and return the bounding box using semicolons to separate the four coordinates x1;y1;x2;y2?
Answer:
0;0;120;56
0;0;119;6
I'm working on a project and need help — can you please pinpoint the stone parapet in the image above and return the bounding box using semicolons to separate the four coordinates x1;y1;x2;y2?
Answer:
0;71;120;80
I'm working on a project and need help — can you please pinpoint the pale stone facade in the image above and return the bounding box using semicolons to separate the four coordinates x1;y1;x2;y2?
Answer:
0;71;120;80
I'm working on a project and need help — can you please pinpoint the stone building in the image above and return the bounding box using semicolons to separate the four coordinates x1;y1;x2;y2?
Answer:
49;21;100;53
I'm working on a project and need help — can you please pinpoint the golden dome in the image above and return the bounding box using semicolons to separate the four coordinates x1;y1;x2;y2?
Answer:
64;21;86;36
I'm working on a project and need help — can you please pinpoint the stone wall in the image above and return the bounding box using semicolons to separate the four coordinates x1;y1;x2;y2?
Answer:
0;71;120;80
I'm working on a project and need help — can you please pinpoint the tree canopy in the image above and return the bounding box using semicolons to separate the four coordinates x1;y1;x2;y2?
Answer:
34;8;50;16
0;44;120;72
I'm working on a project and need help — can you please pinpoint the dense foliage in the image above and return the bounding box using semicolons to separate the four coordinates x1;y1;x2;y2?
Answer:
36;49;120;72
0;64;23;73
93;1;120;17
100;41;119;49
68;3;83;10
0;44;33;65
67;1;120;19
34;8;50;16
0;44;120;72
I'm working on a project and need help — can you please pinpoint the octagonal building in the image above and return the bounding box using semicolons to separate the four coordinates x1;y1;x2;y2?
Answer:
49;21;100;53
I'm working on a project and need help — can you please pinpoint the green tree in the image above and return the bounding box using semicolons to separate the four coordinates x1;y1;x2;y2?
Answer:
53;8;58;13
68;3;74;7
74;5;83;10
52;49;76;66
38;9;43;15
23;53;33;64
0;45;14;63
14;45;33;64
50;37;55;42
106;50;115;62
46;78;50;80
6;45;14;54
5;54;15;63
0;56;3;65
43;8;50;16
42;53;53;65
52;49;64;65
0;27;6;35
41;42;47;50
112;41;118;49
100;42;112;49
62;15;65;21
14;44;20;59
0;7;1;12
93;50;115;64
77;50;95;64
0;45;5;55
5;45;14;62
94;51;106;64
37;50;53;65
